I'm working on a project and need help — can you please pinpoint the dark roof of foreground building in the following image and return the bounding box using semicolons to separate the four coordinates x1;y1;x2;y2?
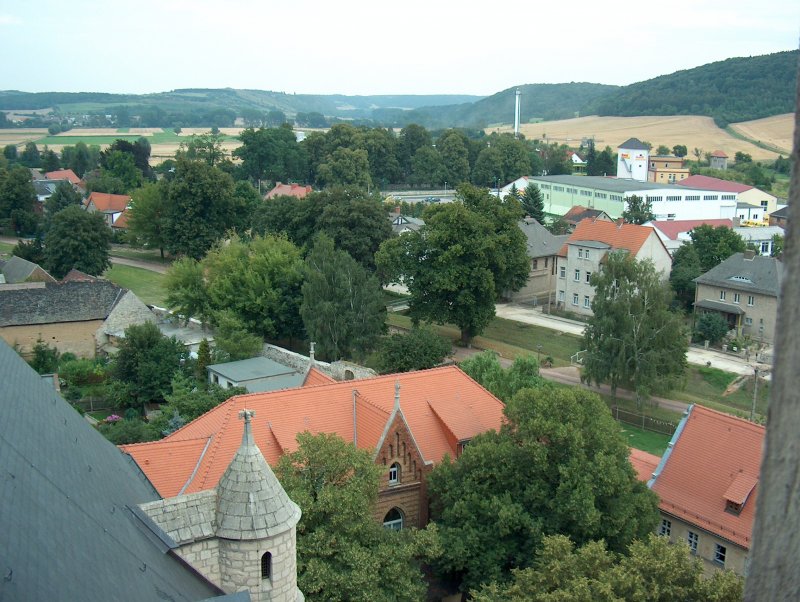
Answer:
694;252;783;297
0;339;225;601
0;279;124;327
618;137;650;150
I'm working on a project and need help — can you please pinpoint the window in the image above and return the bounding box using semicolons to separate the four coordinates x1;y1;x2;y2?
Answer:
578;248;583;258
572;293;579;306
559;266;566;278
388;462;400;485
734;293;740;304
659;519;672;537
585;250;590;260
585;271;592;283
261;552;272;580
574;269;580;281
761;200;769;208
666;195;681;201
383;508;404;531
583;296;590;308
703;194;719;201
719;290;726;301
748;296;755;306
745;317;753;326
558;290;565;302
532;258;538;270
722;194;736;200
714;543;727;566
687;532;698;554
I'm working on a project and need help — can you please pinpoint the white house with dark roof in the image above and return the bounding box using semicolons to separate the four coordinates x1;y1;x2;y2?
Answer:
617;137;650;181
693;251;783;344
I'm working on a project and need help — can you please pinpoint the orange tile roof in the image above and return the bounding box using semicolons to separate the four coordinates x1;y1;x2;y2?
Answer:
45;169;82;186
265;182;313;199
87;191;131;213
630;448;661;482
650;405;763;549
122;366;505;498
558;218;656;257
302;366;336;386
112;208;130;229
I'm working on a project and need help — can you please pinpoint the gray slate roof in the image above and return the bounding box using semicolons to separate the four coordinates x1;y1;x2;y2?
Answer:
0;279;124;326
518;218;565;259
618;137;650;150
0;339;224;601
770;206;789;219
694;253;783;297
208;356;298;382
0;255;51;284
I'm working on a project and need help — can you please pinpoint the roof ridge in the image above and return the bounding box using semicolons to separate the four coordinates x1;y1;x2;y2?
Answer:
121;434;212;449
194;399;239;491
691;404;765;433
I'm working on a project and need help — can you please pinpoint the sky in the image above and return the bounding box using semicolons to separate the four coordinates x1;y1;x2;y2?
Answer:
0;0;798;97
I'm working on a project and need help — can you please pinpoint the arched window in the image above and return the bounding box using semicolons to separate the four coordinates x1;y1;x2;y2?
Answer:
383;507;404;530
261;552;272;580
388;462;400;485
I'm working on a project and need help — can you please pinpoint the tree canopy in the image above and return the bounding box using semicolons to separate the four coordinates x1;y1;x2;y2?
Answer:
688;224;746;273
377;185;528;344
275;432;439;602
44;205;112;278
622;195;655;225
459;351;546;402
428;386;660;593
375;325;452;373
583;252;688;406
521;184;545;222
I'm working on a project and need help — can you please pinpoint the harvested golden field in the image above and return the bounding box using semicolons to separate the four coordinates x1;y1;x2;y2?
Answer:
729;114;794;156
492;115;787;161
176;127;245;136
0;128;48;146
148;140;243;164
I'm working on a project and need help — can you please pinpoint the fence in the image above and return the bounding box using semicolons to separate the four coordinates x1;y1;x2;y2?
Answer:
610;405;677;436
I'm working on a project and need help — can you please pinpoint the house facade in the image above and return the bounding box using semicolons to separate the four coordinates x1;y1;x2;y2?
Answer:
556;218;672;316
122;367;505;532
84;191;131;227
693;251;782;344
678;175;777;222
617;137;650;181
649;405;762;576
709;150;728;170
507;218;566;304
647;155;690;184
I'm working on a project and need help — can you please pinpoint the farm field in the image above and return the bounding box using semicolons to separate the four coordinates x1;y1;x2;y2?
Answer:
494;114;791;161
0;128;48;146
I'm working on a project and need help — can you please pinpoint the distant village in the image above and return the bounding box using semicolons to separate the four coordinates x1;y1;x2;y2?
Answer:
0;117;790;601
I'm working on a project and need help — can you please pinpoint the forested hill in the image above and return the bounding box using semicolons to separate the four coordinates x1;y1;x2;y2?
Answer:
376;83;619;129
584;50;799;127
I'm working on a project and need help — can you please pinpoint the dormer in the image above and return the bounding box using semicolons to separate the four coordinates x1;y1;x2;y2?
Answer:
723;472;758;516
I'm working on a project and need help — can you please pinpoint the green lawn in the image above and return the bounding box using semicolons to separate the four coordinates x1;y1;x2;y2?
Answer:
103;264;167;307
670;365;769;420
386;313;582;366
35;134;146;145
619;424;672;456
0;241;14;257
110;246;174;265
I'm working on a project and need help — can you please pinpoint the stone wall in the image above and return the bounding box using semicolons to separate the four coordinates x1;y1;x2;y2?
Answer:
218;530;299;602
1;320;103;357
260;343;376;382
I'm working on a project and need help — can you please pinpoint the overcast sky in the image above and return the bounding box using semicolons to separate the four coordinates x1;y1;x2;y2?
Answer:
1;0;798;96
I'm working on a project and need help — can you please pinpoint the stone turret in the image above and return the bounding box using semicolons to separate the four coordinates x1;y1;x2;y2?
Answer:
216;409;303;601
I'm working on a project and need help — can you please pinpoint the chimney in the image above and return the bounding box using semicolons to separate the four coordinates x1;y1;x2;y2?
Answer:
394;206;401;216
617;218;625;228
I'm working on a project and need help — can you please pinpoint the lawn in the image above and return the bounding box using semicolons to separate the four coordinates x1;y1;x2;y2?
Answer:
0;241;14;257
670;365;769;420
386;313;582;366
103;264;167;307
110;246;174;265
619;424;672;456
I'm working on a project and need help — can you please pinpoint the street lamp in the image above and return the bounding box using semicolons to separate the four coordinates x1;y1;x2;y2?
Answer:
537;344;543;363
750;367;759;422
444;181;448;197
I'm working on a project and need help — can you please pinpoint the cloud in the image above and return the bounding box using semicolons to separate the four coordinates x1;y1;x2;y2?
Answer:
0;14;21;25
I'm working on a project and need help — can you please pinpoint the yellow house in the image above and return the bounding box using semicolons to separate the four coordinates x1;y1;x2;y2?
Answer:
647;155;690;184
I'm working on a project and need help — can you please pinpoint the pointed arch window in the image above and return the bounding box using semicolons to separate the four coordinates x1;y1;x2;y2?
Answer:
388;462;400;485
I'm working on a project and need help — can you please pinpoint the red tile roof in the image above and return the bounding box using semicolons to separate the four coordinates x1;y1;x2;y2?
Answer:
677;175;752;193
265;182;313;199
302;366;336;386
558;218;657;257
121;366;505;498
711;150;729;158
650;405;763;549
45;169;82;186
650;219;733;240
630;448;661;482
112;208;130;229
86;191;131;213
60;269;97;283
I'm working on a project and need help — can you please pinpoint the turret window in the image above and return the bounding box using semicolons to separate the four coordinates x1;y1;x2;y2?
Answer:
261;552;272;580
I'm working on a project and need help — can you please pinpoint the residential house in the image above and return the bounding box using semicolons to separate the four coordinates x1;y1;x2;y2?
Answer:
45;168;84;189
122;366;506;531
556;218;672;317
0;279;155;357
32;179;58;207
566;151;586;174
507;217;567;304
645;219;733;254
733;226;784;256
84;191;131;227
678;175;778;221
693;251;782;344
769;205;789;228
649;404;762;576
0;339;226;601
390;212;424;235
709;150;729;170
562;205;612;230
0;255;56;284
265;182;312;200
647;154;690;184
616;137;650;182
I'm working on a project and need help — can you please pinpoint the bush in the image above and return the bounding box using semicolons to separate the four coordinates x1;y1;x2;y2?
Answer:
694;312;729;345
29;338;59;374
376;326;452;373
59;358;109;387
97;417;158;445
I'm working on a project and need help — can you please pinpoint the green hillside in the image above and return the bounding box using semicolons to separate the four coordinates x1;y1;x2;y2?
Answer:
585;50;799;126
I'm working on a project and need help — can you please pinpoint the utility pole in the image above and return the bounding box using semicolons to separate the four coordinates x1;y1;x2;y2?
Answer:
750;366;759;422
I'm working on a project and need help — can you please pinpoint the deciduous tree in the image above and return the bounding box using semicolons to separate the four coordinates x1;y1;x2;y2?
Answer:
583;252;688;406
459;351;546;401
622;194;655;225
688;224;746;273
316;147;372;189
301;235;386;361
44;180;83;217
428;386;659;593
376;325;451;373
127;181;169;257
44;205;112;278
